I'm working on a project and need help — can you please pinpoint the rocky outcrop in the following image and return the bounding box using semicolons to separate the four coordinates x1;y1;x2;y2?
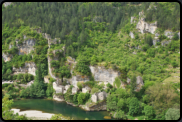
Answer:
3;2;12;7
129;32;135;39
53;94;65;101
161;40;171;46
127;78;131;84
63;85;70;94
91;91;107;103
81;100;107;111
131;17;136;24
98;91;107;101
9;44;14;49
2;52;13;62
12;62;37;76
153;38;160;46
155;33;159;37
89;66;120;85
53;82;65;94
178;32;180;38
82;86;91;93
44;76;50;83
147;5;157;10
93;16;103;23
136;11;157;34
72;87;78;94
135;76;144;91
91;93;98;103
164;30;174;39
16;38;36;55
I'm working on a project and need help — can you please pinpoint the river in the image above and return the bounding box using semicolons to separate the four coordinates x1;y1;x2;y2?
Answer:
11;99;113;120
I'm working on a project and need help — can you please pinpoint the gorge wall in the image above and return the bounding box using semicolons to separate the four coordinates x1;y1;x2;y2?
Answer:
12;62;37;76
136;11;157;34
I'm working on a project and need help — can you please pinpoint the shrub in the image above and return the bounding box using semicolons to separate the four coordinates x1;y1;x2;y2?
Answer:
171;61;178;68
91;87;99;94
77;82;83;90
106;83;113;89
114;77;121;88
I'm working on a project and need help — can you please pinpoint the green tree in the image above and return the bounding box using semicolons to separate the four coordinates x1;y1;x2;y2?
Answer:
142;105;155;120
130;75;136;96
2;94;28;120
115;110;126;120
165;108;180;120
128;97;140;116
117;98;125;110
77;93;85;105
171;61;178;68
59;65;71;84
114;77;121;88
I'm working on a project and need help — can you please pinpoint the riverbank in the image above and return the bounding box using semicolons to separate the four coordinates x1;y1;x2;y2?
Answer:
11;108;54;120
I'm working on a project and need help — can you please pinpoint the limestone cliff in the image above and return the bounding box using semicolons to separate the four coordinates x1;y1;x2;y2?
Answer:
136;11;157;34
3;2;13;7
13;62;37;76
2;52;13;62
16;38;36;55
89;66;120;85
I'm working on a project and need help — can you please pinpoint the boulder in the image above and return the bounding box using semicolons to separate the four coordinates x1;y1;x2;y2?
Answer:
91;93;98;103
72;87;78;94
129;32;135;39
98;91;107;101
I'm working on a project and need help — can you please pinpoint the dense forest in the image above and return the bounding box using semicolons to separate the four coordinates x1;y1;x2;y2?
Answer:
2;2;180;120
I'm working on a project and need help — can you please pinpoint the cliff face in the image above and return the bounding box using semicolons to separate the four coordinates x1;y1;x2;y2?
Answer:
136;11;157;34
16;38;36;55
13;62;37;76
3;2;12;7
2;52;13;62
89;66;120;85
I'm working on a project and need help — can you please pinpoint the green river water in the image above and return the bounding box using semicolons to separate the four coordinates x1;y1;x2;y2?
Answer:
12;99;113;120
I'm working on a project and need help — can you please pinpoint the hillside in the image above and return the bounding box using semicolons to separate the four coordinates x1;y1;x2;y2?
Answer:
2;2;180;120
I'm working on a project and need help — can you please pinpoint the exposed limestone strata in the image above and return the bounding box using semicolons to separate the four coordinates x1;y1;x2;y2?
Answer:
2;52;13;62
89;66;120;85
136;11;157;34
16;38;36;55
12;62;37;76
